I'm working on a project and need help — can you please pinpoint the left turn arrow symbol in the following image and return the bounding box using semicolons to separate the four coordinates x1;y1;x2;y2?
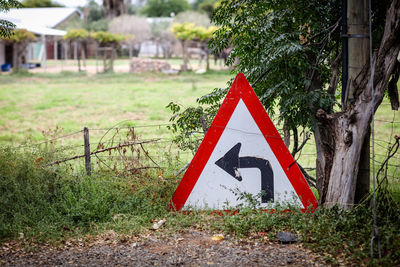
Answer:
215;142;274;203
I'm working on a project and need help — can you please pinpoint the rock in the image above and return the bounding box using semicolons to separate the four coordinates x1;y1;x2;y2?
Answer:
195;69;206;74
277;231;298;244
161;69;180;75
130;58;171;73
152;218;167;230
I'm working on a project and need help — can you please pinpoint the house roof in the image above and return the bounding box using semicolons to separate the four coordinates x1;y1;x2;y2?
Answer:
0;8;82;36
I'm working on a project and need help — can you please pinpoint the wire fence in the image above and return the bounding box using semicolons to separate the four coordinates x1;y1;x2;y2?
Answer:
7;111;400;194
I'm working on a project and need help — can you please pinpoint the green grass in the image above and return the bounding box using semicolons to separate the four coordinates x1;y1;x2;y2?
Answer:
0;70;231;146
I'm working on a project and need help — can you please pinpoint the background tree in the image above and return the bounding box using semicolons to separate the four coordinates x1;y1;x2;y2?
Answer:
193;0;218;18
171;22;197;71
85;0;109;31
169;0;400;209
173;10;211;27
192;25;217;70
172;11;212;70
21;0;64;7
109;15;150;58
63;28;89;72
150;20;171;58
211;0;400;208
103;0;128;19
0;0;21;38
1;29;35;71
142;0;189;17
91;30;124;72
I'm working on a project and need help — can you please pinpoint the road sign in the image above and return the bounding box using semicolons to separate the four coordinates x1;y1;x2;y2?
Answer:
170;73;318;212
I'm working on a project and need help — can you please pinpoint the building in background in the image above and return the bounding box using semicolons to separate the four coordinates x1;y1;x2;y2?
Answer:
0;7;82;66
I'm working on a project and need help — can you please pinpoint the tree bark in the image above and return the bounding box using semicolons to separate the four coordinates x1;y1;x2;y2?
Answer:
318;0;400;208
181;40;188;71
103;0;127;19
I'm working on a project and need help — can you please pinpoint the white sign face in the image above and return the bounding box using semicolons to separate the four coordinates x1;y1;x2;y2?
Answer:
184;100;303;210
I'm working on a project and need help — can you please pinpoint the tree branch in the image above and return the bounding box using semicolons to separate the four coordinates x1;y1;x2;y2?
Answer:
297;163;316;187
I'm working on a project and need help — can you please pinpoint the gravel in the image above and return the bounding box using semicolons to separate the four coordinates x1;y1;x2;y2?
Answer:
0;230;326;266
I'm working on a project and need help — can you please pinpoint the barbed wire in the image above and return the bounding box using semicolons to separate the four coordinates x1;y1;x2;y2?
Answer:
12;130;83;149
3;116;399;186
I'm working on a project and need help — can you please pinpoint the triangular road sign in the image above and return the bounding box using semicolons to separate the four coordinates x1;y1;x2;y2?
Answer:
170;73;318;212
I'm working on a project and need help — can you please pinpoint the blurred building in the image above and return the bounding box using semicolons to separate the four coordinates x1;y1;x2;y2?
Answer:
0;8;82;66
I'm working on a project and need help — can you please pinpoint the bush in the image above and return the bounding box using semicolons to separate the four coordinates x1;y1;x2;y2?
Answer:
0;147;175;241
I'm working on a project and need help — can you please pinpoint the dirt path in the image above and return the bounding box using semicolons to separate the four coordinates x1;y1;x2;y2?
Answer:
1;230;326;266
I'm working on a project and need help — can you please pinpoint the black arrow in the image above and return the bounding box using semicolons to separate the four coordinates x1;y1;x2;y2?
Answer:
215;142;274;203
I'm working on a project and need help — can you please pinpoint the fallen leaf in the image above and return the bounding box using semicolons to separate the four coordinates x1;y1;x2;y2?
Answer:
211;234;224;241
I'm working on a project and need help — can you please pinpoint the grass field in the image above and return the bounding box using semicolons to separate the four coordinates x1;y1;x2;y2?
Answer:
0;70;230;143
0;68;399;190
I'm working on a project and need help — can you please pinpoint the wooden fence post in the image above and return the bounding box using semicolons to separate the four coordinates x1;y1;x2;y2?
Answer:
83;127;91;175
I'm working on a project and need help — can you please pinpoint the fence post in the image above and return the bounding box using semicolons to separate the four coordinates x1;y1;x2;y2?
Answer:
83;127;91;176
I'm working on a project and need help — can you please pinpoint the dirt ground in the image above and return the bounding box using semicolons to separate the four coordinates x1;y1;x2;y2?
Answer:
0;230;327;266
28;64;131;74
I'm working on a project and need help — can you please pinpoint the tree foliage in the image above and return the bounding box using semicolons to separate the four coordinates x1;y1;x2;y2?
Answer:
63;28;124;45
86;0;109;31
171;22;196;41
63;28;89;41
209;0;343;130
0;0;21;38
171;22;216;41
91;30;125;46
1;28;35;42
169;0;396;141
21;0;64;7
194;0;218;18
168;0;400;208
142;0;190;17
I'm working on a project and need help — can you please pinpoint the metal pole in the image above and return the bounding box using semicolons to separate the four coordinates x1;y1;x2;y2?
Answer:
341;0;348;106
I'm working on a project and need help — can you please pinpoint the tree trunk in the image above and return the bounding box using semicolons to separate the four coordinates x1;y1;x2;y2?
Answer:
103;0;127;19
12;43;18;71
319;106;371;208
317;0;400;208
77;42;81;72
155;40;159;58
205;48;210;71
129;42;133;72
181;40;188;71
81;42;86;68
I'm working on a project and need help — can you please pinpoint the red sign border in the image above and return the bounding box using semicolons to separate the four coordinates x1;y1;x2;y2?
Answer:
170;73;318;212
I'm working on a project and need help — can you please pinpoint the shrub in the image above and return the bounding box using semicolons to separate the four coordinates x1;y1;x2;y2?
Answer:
0;147;175;241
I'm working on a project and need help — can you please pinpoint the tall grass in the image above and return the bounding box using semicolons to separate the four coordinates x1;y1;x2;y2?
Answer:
0;147;175;241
